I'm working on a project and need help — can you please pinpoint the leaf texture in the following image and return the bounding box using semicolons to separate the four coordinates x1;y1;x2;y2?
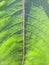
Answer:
0;0;49;65
24;0;49;65
0;0;22;65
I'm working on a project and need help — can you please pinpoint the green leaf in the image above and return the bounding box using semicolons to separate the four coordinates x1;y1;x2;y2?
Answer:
25;0;49;65
0;0;49;65
0;0;22;65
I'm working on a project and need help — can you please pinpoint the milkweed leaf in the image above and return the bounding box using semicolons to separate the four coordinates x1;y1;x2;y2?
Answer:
0;0;22;65
0;0;49;65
